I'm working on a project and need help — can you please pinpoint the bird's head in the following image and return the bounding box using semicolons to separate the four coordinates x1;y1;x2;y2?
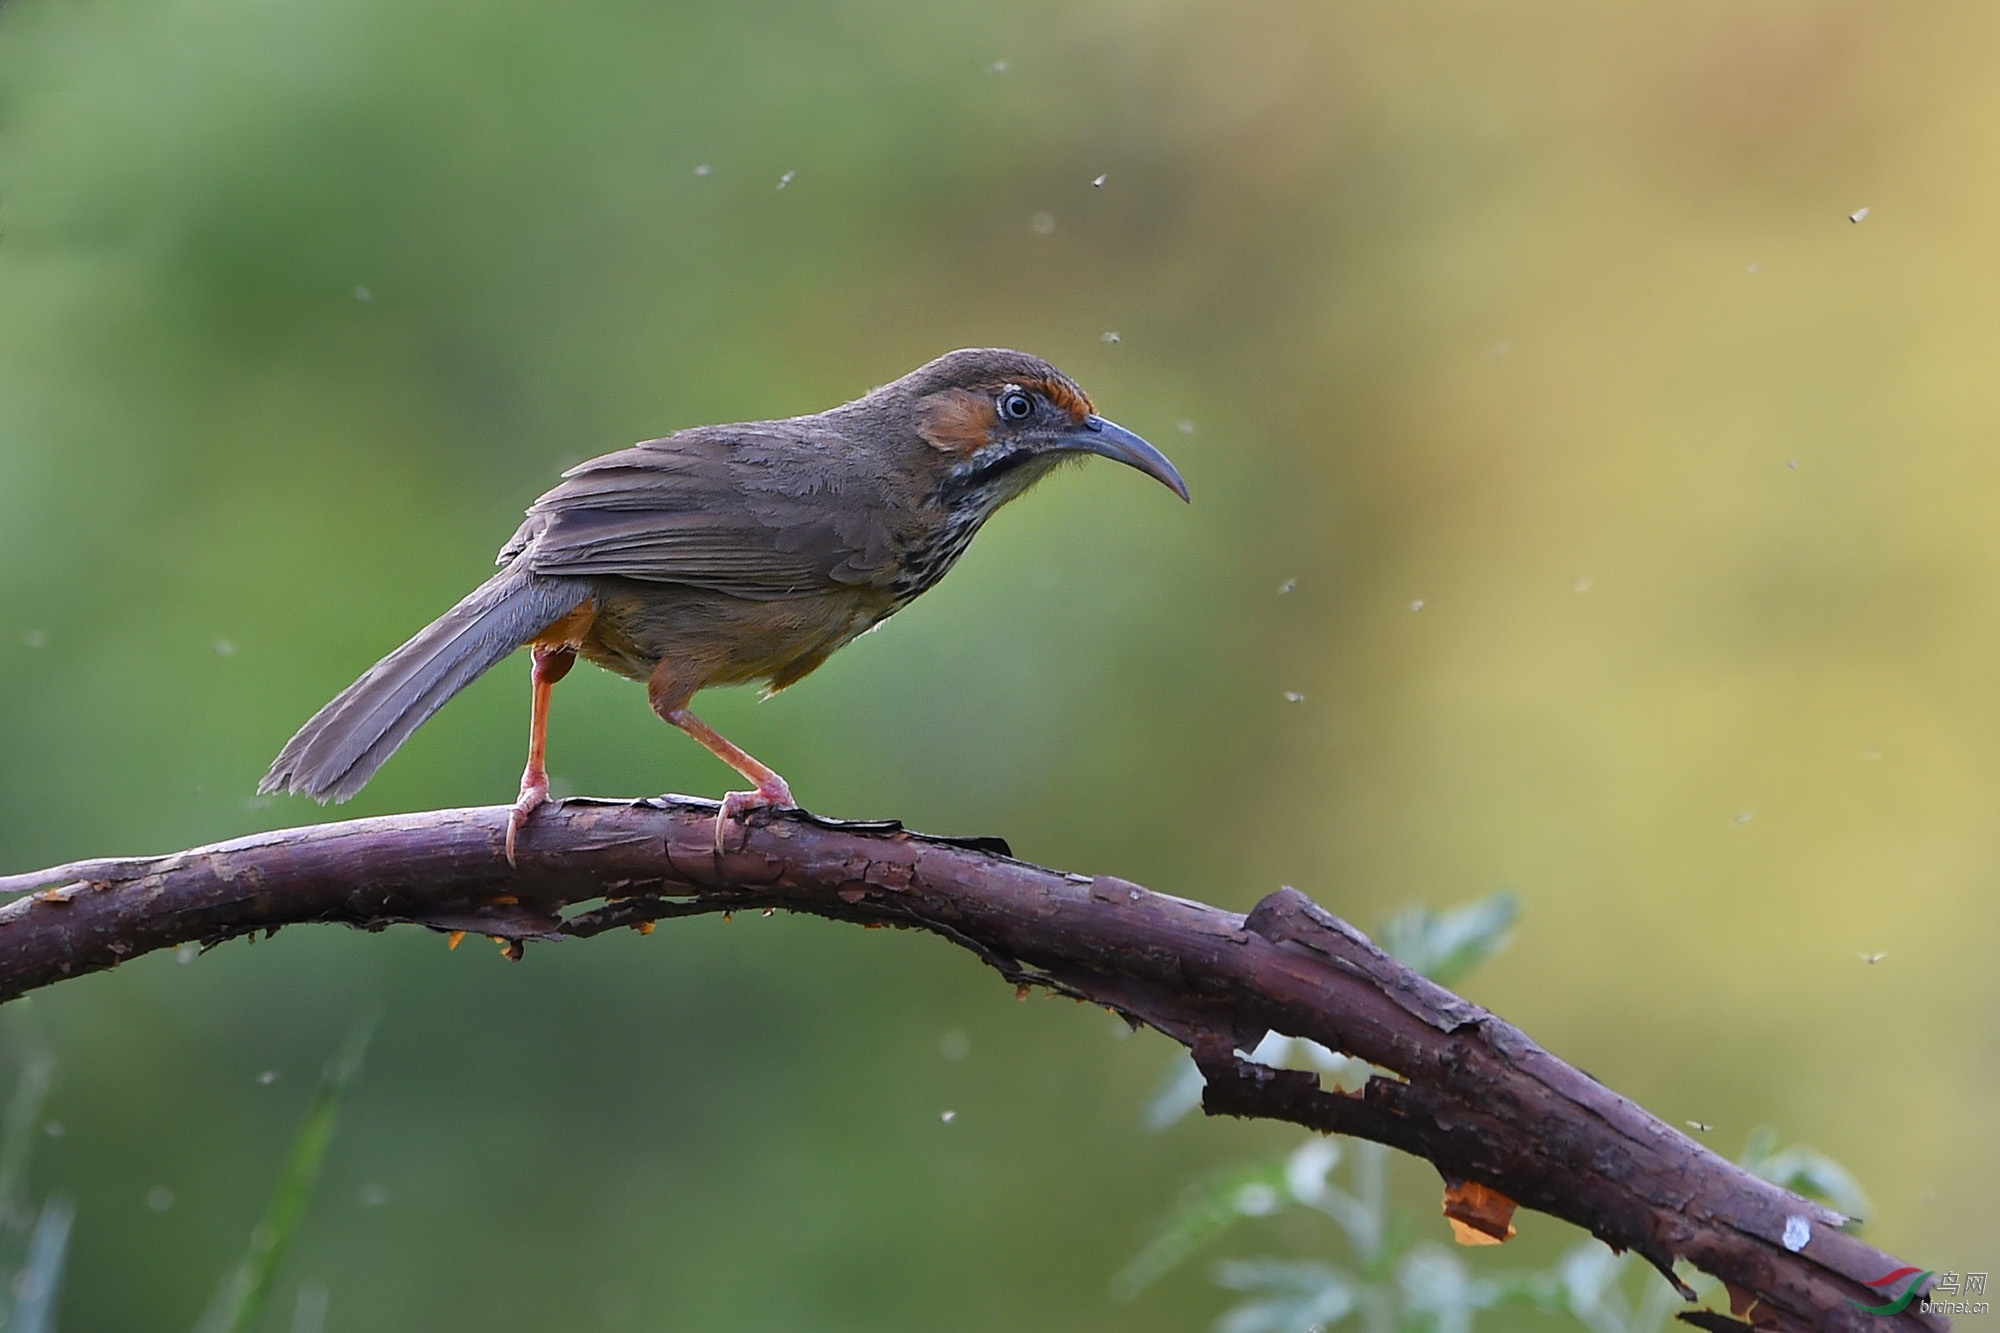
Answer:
883;348;1189;516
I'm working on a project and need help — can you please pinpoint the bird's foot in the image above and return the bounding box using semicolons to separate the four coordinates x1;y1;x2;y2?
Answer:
507;771;550;866
715;775;796;854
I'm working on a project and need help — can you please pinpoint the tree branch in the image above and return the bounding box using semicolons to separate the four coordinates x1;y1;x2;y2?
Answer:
0;798;1945;1331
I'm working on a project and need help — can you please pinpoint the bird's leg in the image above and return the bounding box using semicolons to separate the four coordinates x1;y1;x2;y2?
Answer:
659;706;796;853
508;644;576;864
647;662;797;851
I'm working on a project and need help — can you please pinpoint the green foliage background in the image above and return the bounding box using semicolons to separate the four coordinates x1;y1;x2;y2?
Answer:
0;0;1991;1325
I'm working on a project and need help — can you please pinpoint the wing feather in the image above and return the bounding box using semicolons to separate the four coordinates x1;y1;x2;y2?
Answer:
498;425;906;600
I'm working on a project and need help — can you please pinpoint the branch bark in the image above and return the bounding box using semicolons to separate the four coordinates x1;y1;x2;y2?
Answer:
0;798;1945;1331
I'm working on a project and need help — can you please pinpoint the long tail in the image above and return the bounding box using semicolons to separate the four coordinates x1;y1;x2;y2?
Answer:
259;562;589;803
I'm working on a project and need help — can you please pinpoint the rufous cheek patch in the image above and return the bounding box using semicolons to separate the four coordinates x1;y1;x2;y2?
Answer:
917;388;1000;455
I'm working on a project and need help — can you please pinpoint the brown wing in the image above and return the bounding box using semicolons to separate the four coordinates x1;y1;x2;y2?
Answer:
497;423;905;601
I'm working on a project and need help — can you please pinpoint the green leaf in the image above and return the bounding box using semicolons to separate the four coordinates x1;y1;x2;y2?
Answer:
1111;1158;1295;1300
193;1015;378;1333
1556;1240;1632;1321
1211;1259;1355;1333
1378;890;1519;987
1143;1053;1208;1131
10;1195;75;1333
1554;1240;1708;1333
0;1050;53;1232
1738;1126;1872;1224
1396;1244;1506;1332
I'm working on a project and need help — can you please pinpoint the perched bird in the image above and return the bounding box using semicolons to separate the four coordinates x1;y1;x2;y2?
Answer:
260;348;1188;857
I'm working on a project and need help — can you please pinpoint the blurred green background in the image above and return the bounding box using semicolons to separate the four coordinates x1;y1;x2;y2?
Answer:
1;0;1994;1325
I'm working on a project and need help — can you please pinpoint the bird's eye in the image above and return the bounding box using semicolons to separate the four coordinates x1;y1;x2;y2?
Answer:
998;390;1034;421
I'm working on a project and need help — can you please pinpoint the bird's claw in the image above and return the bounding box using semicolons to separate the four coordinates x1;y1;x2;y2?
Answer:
714;778;796;854
507;776;550;866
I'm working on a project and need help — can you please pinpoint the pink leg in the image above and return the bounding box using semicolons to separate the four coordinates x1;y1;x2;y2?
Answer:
507;645;575;865
661;706;796;852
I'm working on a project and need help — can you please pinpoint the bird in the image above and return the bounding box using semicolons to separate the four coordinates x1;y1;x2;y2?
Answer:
259;348;1189;859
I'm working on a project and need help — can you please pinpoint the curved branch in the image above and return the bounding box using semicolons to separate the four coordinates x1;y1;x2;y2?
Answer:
0;797;1945;1331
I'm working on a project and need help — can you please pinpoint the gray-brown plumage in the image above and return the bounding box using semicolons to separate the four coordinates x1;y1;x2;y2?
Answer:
260;348;1188;855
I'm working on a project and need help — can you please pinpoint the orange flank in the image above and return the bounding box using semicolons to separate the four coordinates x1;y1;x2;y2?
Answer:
531;598;598;652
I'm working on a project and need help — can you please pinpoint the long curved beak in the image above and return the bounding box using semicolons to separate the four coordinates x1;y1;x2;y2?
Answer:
1058;415;1190;502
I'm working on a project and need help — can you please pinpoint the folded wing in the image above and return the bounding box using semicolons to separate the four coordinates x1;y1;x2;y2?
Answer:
500;425;905;600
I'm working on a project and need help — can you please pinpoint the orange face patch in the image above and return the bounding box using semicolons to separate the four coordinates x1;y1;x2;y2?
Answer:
1023;376;1093;422
917;388;1000;455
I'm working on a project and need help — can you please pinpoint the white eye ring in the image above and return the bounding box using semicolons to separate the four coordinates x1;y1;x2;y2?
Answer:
998;390;1034;421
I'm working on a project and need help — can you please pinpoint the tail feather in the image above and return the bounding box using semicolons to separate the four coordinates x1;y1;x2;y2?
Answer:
260;565;589;803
